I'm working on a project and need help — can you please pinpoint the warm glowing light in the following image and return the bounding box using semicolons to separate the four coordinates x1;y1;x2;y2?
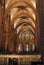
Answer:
17;25;22;33
14;18;20;29
11;8;18;20
14;18;35;29
27;8;36;20
17;25;35;34
5;0;10;8
18;44;21;52
30;0;36;8
26;44;29;52
32;13;36;20
32;44;35;51
28;18;36;28
33;3;36;8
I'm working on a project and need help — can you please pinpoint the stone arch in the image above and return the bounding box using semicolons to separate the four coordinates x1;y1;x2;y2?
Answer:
11;10;36;23
14;21;35;32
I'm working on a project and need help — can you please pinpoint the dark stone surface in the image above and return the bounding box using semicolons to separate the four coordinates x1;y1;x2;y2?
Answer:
38;0;44;61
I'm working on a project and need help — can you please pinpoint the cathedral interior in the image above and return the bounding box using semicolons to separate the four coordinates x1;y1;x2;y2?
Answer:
0;0;44;65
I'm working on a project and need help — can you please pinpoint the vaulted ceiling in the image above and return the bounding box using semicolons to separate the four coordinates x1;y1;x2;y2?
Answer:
5;0;36;32
4;0;39;45
0;0;40;51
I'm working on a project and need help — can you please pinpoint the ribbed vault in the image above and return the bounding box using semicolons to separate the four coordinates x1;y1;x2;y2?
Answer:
0;0;40;52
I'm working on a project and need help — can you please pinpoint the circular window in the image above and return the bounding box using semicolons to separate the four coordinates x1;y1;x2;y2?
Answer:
19;31;34;41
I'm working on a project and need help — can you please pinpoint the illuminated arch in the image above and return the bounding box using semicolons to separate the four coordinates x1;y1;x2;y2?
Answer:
13;18;36;30
17;25;35;35
11;10;36;23
6;0;36;12
14;21;35;31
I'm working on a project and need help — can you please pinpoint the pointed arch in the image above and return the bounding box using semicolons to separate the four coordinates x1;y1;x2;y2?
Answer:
5;0;37;15
14;21;36;32
13;18;36;30
11;10;36;23
17;25;35;35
